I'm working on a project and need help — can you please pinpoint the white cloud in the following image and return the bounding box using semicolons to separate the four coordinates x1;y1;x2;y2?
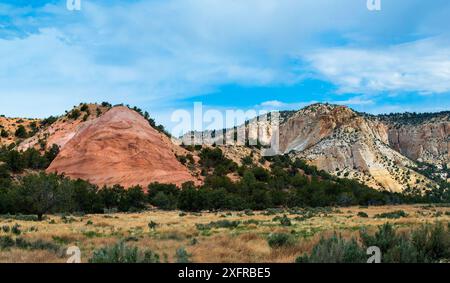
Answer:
260;100;285;107
332;97;374;106
1;0;450;121
305;38;450;94
257;100;316;111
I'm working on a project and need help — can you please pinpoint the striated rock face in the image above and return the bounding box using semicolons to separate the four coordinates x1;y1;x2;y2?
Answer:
279;104;436;192
47;106;197;188
384;117;449;166
181;103;448;192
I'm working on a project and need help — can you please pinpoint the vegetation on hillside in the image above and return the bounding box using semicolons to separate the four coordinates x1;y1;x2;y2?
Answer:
148;148;448;211
0;145;448;220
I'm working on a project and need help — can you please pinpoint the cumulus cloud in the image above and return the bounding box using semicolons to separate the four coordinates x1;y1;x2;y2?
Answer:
305;38;450;94
0;0;449;120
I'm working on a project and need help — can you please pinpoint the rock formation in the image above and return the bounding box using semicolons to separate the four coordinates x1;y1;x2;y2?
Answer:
46;106;197;188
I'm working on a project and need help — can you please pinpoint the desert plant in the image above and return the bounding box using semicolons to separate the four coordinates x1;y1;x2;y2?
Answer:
360;223;400;252
11;223;21;235
0;235;15;249
267;233;295;248
15;238;61;253
374;210;408;219
175;247;192;263
189;238;198;246
279;215;292;226
296;234;366;263
357;212;369;218
411;222;450;262
148;221;158;230
89;242;160;263
196;220;240;230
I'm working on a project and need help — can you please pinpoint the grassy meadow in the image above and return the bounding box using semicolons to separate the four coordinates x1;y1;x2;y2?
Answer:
0;204;449;263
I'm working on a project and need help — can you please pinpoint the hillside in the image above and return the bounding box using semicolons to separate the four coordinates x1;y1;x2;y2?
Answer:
280;104;432;192
1;102;448;193
0;116;41;147
17;103;110;152
186;103;448;193
44;106;199;188
0;104;199;188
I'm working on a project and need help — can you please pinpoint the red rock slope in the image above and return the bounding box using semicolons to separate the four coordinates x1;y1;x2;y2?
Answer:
47;106;197;188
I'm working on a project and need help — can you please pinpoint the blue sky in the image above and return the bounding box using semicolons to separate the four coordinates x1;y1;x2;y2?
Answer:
0;0;449;131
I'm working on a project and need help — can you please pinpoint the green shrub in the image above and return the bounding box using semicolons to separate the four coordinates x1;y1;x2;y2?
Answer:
11;223;21;235
374;210;408;219
267;233;295;248
295;223;450;263
0;129;9;138
83;231;102;238
175;247;192;263
15;238;61;253
68;109;81;120
296;234;366;263
80;104;89;112
279;215;292;226
360;223;400;252
361;222;450;263
124;235;140;242
89;242;160;263
196;220;240;230
1;225;10;233
148;221;158;230
0;235;15;249
411;222;450;262
15;125;28;138
357;212;369;218
0;236;60;253
382;237;420;263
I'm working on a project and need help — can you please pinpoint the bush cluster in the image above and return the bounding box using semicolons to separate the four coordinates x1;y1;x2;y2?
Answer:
296;222;450;263
0;173;147;220
148;151;428;211
0;145;59;173
89;242;160;263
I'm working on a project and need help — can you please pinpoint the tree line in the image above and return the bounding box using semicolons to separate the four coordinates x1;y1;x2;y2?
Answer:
0;147;448;220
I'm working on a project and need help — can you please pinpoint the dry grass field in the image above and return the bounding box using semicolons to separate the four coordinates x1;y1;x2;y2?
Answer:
0;204;449;263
